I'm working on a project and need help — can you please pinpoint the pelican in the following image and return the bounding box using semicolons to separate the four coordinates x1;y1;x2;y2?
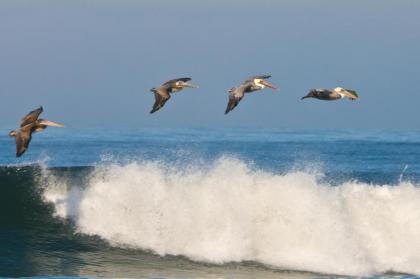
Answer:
225;74;278;114
9;106;64;157
301;87;359;101
149;77;198;114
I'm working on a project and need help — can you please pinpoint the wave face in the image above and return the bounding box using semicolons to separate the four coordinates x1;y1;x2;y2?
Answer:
41;157;420;276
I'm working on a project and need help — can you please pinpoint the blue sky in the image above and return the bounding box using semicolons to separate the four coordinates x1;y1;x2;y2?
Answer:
0;0;419;129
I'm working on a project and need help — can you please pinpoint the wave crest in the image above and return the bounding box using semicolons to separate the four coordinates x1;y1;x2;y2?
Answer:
42;157;420;276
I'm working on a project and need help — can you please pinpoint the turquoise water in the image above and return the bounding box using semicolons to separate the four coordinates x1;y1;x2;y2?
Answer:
1;128;420;278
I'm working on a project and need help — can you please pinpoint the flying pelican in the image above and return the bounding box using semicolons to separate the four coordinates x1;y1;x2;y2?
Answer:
149;77;198;114
225;74;278;114
301;87;359;101
9;106;64;157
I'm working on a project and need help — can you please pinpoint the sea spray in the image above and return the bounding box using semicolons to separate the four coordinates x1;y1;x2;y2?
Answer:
42;157;420;276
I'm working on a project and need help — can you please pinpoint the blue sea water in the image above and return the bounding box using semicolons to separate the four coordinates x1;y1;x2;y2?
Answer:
1;128;420;278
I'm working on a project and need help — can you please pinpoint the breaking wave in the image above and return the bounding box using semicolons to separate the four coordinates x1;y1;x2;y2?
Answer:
36;156;420;276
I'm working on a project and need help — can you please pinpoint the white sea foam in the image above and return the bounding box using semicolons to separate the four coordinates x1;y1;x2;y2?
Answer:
42;157;420;276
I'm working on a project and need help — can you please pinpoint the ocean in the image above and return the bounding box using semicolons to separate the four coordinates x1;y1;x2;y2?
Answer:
1;128;420;278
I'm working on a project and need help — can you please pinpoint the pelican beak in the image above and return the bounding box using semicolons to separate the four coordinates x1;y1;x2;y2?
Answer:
261;80;277;90
344;92;359;100
183;82;199;89
301;95;310;100
39;120;65;128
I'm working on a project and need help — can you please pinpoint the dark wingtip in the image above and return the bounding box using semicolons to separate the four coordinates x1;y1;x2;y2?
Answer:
150;107;159;114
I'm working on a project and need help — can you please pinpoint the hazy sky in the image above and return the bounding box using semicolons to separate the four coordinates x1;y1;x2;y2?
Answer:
0;0;419;129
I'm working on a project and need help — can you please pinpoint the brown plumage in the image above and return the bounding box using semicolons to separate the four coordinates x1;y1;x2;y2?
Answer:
9;106;64;157
301;87;359;101
225;75;278;114
149;77;198;114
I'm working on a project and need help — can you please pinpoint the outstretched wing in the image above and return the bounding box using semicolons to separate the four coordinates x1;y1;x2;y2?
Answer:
14;124;34;157
316;89;334;99
162;77;191;86
225;95;243;114
225;87;245;114
21;106;43;127
150;88;171;114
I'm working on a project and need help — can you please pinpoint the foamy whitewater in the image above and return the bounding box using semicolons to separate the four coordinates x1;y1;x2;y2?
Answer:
1;128;420;277
42;157;420;276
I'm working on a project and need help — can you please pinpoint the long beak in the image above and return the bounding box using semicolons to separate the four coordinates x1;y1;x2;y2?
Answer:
260;80;277;90
301;95;310;100
39;119;65;128
183;82;199;89
345;93;359;100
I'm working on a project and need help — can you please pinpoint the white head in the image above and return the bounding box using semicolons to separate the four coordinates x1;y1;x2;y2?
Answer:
254;79;265;88
253;78;277;90
176;81;198;89
334;87;346;98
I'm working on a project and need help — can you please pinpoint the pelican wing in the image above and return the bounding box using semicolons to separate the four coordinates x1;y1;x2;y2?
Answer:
21;106;43;127
315;89;335;99
225;95;243;115
14;124;34;157
225;87;245;114
150;88;171;114
163;77;191;86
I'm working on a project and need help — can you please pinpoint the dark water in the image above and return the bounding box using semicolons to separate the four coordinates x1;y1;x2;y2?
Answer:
0;167;316;279
1;129;420;278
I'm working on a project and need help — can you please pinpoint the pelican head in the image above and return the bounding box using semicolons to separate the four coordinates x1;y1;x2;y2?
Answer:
176;81;199;89
9;130;16;137
254;78;277;90
334;87;359;100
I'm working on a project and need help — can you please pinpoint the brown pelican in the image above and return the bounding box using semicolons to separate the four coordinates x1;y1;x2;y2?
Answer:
9;106;64;157
225;75;278;114
301;87;359;101
149;77;198;114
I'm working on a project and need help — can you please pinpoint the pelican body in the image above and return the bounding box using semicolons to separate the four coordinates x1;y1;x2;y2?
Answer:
149;77;198;114
9;106;64;157
225;75;278;114
301;87;359;101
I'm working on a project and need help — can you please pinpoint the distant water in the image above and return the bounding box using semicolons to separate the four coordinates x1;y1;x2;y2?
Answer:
1;128;420;278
